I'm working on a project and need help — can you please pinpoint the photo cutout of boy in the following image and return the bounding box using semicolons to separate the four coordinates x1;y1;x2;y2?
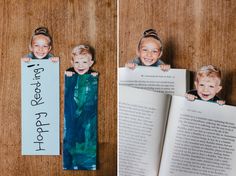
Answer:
63;44;98;170
65;44;98;77
185;65;225;105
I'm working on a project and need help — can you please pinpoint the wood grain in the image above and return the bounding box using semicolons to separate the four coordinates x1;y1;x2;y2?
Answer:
0;0;117;175
119;0;236;105
1;0;236;175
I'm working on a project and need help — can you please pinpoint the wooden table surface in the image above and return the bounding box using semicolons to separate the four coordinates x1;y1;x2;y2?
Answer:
0;0;117;176
1;0;236;175
119;0;236;105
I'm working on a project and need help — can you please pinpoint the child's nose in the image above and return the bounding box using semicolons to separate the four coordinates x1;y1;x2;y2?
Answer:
146;50;152;56
203;86;208;91
38;46;44;51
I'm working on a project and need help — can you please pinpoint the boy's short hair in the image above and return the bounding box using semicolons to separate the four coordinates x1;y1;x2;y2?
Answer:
71;44;95;61
137;29;163;51
195;65;221;84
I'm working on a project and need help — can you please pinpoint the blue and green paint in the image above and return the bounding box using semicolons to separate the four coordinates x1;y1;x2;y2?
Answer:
63;74;98;170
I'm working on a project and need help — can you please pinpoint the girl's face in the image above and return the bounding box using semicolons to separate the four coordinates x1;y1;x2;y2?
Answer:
72;55;94;75
195;76;222;101
137;37;162;66
30;35;51;59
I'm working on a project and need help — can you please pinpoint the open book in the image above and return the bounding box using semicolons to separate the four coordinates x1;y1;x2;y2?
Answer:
119;86;236;176
119;66;190;96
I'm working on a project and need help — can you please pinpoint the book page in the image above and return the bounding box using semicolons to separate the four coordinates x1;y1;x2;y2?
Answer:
159;96;236;176
119;67;189;96
119;86;171;176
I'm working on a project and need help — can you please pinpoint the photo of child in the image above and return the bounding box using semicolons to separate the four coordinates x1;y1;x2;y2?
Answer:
21;27;59;62
125;28;170;71
63;44;98;170
185;65;225;105
65;44;98;76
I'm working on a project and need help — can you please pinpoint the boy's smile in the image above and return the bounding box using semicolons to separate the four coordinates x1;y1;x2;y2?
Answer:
195;76;222;101
137;37;162;66
72;56;94;75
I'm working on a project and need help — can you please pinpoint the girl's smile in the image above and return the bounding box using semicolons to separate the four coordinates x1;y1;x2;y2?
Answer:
137;37;162;66
30;35;51;59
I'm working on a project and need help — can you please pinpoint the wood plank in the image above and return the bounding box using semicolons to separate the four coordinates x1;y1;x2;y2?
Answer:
0;0;117;175
119;0;236;105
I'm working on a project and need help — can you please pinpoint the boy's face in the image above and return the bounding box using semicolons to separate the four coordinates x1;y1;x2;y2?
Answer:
30;35;51;59
195;76;222;101
137;37;162;66
72;56;94;75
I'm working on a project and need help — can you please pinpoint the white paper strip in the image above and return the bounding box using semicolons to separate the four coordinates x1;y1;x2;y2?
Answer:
21;60;60;155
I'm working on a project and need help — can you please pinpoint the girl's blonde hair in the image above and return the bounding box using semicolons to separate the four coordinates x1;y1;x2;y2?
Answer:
31;27;52;46
137;29;163;51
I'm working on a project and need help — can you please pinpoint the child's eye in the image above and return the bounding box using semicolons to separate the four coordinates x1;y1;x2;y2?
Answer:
142;48;148;52
199;84;204;87
152;50;158;54
209;85;215;88
75;61;79;64
83;61;88;63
